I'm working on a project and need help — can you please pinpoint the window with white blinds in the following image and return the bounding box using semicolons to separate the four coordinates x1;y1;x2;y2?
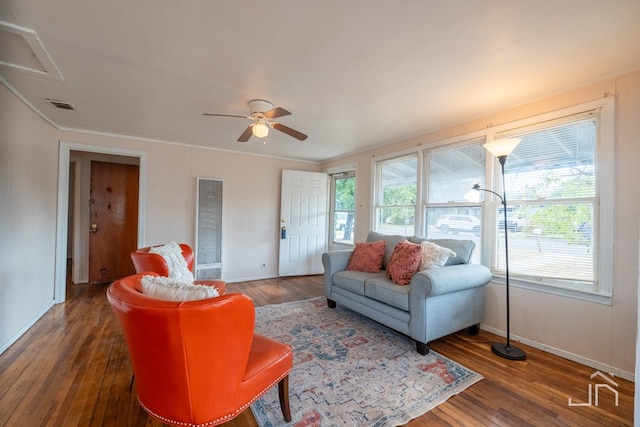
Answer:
372;98;613;301
494;112;600;293
374;155;418;236
423;140;486;265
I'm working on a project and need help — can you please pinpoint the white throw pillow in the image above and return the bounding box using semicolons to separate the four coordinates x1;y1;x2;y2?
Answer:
149;241;194;283
141;275;219;301
419;241;457;270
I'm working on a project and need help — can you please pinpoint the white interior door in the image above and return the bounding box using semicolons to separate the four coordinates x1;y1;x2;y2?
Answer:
279;170;328;276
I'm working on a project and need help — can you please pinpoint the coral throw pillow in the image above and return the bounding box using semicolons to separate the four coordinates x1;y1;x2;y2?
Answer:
346;240;387;273
386;240;422;285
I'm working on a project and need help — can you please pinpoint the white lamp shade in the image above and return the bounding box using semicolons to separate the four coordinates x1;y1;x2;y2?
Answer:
464;189;480;203
483;138;521;157
252;122;269;138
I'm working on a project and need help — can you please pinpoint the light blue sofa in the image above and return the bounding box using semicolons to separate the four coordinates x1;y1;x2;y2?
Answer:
322;231;492;355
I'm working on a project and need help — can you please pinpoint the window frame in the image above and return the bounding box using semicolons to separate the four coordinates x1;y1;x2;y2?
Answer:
372;153;421;237
329;170;356;247
484;98;614;303
370;97;614;304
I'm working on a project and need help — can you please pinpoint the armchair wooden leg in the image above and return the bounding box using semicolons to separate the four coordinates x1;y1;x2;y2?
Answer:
278;375;292;422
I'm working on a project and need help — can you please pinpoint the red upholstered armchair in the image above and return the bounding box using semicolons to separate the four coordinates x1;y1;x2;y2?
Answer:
131;243;226;294
131;243;195;276
107;272;293;426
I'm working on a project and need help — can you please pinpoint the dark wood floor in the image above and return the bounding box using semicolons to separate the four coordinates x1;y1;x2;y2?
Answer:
0;274;633;426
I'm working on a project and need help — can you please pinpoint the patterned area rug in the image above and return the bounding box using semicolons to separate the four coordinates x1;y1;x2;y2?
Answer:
250;297;482;426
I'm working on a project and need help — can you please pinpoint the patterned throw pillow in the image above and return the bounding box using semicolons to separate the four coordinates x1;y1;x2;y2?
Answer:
386;240;422;285
149;241;194;283
141;275;219;301
346;240;387;273
419;241;457;270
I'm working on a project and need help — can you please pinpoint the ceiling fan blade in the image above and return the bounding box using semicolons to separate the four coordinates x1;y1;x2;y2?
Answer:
203;113;251;119
264;107;291;119
237;125;254;142
272;123;308;141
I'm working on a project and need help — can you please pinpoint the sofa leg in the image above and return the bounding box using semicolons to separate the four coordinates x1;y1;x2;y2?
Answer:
327;299;336;308
467;324;480;335
278;375;292;422
416;341;429;355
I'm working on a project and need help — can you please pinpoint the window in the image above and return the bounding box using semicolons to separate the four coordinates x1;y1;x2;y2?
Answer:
330;171;356;245
492;111;603;294
372;98;613;301
423;141;485;264
374;155;417;236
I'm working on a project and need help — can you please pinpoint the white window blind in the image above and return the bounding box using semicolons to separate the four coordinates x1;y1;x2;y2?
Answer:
371;98;612;301
423;141;486;264
374;155;417;236
495;112;599;292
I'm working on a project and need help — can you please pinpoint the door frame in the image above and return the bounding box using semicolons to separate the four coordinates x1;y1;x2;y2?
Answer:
55;141;147;303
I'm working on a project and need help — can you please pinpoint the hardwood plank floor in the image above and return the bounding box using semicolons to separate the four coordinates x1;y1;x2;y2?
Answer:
0;274;633;426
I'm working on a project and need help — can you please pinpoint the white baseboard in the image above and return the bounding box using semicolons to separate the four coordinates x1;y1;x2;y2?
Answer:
480;325;634;382
0;300;55;355
226;274;276;283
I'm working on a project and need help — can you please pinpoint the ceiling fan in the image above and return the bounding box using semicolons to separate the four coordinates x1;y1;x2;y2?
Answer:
203;99;308;142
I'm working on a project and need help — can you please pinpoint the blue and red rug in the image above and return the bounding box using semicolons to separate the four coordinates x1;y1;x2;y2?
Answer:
251;297;482;426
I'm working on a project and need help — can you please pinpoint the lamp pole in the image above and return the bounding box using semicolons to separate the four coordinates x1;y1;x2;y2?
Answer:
490;155;526;360
470;137;526;360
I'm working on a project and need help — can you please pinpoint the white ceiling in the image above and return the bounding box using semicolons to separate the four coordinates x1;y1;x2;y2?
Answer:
1;1;639;163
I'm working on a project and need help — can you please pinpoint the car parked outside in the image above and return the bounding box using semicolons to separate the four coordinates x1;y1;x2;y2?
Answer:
498;207;529;231
436;214;481;236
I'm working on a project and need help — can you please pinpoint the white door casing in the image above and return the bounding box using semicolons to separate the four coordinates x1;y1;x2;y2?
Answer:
279;170;328;276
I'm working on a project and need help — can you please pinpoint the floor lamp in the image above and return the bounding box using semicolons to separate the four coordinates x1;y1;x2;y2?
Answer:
466;138;526;361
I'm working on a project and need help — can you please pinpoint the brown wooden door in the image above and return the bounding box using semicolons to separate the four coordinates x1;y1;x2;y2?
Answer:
89;161;139;283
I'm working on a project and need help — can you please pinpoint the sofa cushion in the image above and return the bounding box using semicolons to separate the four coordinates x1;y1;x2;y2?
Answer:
333;270;385;296
386;240;422;285
366;231;406;269
419;241;456;270
409;236;475;265
364;276;410;311
346;240;386;273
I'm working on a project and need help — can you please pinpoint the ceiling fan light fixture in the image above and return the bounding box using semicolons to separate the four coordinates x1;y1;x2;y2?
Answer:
203;99;307;142
252;121;269;138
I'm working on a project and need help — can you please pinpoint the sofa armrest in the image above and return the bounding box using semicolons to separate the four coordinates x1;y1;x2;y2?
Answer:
321;250;353;287
410;264;492;298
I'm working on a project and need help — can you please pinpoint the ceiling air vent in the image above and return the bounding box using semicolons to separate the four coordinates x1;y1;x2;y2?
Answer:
45;98;76;111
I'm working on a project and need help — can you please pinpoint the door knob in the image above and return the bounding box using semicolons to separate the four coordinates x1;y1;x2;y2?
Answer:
89;223;98;233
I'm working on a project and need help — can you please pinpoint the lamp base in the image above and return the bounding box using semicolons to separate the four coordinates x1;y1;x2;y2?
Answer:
491;342;527;361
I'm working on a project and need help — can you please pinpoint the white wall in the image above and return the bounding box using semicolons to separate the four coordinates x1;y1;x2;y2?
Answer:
57;132;321;282
322;70;640;379
0;84;59;353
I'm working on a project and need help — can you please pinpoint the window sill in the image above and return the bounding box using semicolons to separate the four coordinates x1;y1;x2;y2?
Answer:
489;274;612;305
